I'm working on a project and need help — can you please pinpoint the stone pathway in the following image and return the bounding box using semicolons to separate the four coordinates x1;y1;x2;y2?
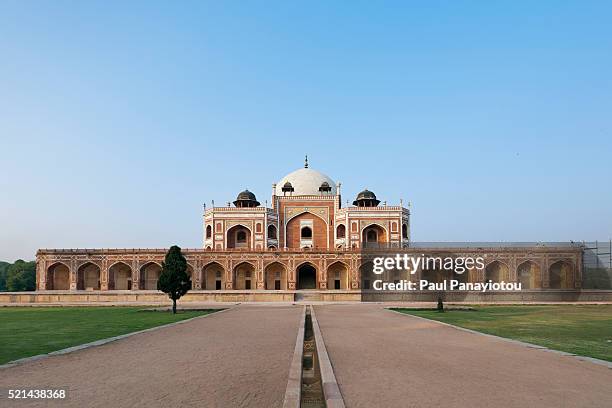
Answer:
314;304;612;408
2;304;612;408
0;305;302;408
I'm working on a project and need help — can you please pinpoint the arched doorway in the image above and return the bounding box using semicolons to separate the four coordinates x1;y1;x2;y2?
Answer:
202;262;225;290
109;262;132;290
46;262;70;290
227;225;251;249
327;262;348;289
549;260;573;289
484;261;508;283
233;262;256;290
286;213;326;249
362;224;387;248
77;262;101;290
265;262;287;290
140;262;162;290
360;262;374;290
297;263;317;289
517;261;541;289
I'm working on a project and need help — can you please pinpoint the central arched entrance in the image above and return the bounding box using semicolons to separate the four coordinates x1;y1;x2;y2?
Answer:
297;263;317;289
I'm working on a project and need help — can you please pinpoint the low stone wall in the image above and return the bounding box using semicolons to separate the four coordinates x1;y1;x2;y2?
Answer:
1;290;612;304
0;291;295;304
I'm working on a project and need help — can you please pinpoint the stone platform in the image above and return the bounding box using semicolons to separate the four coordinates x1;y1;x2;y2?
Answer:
2;289;612;304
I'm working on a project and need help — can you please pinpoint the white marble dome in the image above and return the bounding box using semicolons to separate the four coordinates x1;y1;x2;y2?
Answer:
276;167;337;196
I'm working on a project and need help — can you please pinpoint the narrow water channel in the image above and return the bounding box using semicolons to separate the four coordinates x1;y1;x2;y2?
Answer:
300;306;325;407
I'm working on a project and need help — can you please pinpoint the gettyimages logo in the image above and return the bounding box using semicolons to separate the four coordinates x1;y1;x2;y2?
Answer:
365;254;522;292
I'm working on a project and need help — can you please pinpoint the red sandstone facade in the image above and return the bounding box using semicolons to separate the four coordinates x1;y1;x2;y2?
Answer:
35;162;583;295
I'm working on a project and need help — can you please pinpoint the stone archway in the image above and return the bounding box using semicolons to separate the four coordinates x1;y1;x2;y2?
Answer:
233;262;256;290
549;260;573;289
77;262;100;290
265;262;287;290
359;262;375;289
517;261;541;289
297;263;317;289
267;224;277;240
327;262;348;290
336;224;346;239
484;261;509;283
202;262;225;290
109;262;132;290
227;225;252;249
285;212;327;249
140;262;162;290
46;262;70;290
361;224;387;248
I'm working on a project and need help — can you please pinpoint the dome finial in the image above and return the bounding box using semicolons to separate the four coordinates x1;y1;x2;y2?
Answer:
304;154;309;168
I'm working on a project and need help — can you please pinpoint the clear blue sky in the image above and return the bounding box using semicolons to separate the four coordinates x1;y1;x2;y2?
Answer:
1;1;611;261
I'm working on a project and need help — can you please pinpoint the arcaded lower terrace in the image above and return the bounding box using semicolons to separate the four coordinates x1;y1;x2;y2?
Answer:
35;245;582;293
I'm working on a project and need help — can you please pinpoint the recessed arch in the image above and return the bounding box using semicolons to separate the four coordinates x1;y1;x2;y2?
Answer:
109;261;132;290
517;260;541;289
227;224;252;249
267;224;277;239
402;224;408;239
206;225;212;239
359;261;375;289
327;261;349;289
139;261;162;290
202;262;225;290
77;262;100;290
549;260;573;289
264;261;287;290
484;260;509;283
361;223;388;248
286;211;328;249
46;262;70;290
336;224;346;239
233;261;256;290
296;262;317;289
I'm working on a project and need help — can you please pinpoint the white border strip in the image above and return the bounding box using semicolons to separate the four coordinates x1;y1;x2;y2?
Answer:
0;308;230;370
310;306;346;408
386;308;612;369
282;306;306;408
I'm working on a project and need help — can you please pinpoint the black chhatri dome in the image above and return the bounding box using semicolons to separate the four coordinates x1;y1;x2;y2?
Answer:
353;189;380;207
281;181;294;193
318;181;332;193
233;189;260;207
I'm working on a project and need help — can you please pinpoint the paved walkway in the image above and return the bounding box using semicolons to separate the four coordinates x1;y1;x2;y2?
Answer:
3;304;612;408
0;305;302;408
314;304;612;408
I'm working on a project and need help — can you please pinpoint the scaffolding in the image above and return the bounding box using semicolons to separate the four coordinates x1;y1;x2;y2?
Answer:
582;240;612;289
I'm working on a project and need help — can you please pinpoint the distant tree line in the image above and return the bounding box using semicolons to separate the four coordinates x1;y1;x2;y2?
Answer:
0;260;36;291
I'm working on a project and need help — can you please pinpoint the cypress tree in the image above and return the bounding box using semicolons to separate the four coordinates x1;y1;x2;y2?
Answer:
157;245;191;314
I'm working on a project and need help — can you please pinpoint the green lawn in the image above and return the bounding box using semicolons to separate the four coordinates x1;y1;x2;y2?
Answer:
392;305;612;362
0;307;218;364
